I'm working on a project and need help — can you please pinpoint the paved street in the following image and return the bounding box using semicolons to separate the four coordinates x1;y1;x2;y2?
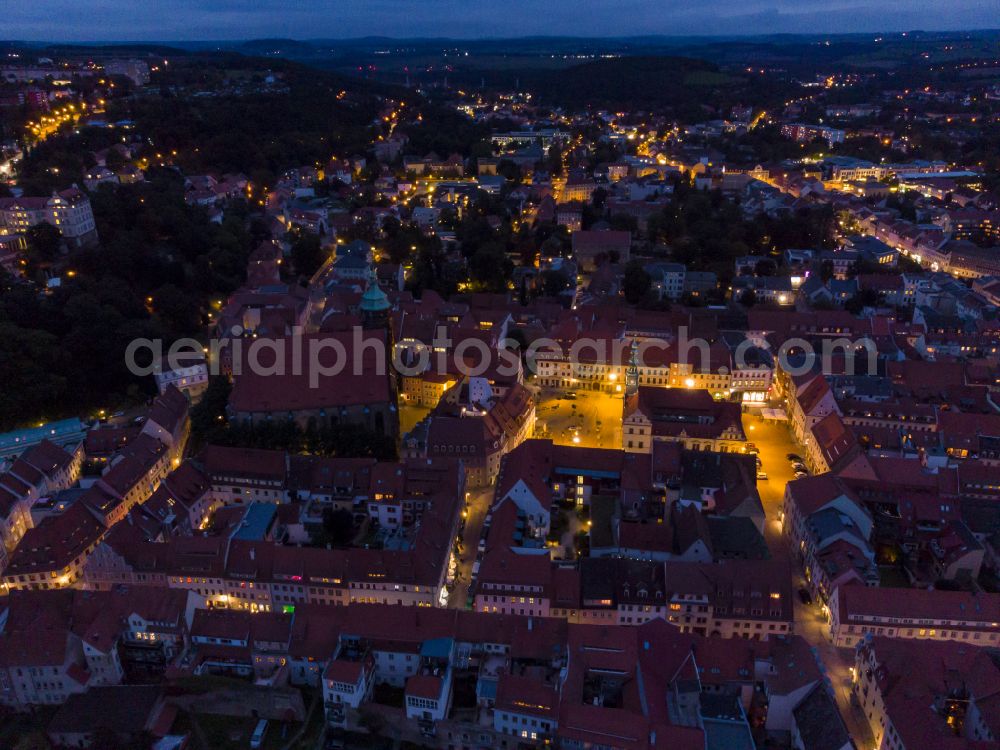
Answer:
743;414;800;560
744;411;876;749
448;487;493;609
534;387;623;450
793;583;875;749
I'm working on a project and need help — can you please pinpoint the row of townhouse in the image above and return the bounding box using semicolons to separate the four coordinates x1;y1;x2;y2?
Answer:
777;344;1000;473
784;413;997;588
202;441;452;519
828;585;1000;648
474;534;795;638
34;596;823;748
853;636;1000;750
281;602;831;748
534;334;773;403
0;386;190;592
0;586;197;709
199;445;465;534
81;456;465;613
20;592;1000;750
783;474;879;603
0;439;84;570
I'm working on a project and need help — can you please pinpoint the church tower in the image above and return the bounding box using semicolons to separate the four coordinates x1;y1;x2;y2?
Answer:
625;339;639;397
359;263;391;331
359;262;398;441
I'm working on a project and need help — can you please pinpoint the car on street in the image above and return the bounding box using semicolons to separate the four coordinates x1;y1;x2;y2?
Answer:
798;587;813;605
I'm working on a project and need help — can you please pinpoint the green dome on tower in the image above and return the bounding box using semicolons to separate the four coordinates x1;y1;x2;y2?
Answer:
359;265;390;313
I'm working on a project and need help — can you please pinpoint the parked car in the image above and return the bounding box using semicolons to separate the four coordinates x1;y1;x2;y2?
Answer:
798;587;813;605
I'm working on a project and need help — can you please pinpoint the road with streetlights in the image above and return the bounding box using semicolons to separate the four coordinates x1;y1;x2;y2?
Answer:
744;415;799;560
448;486;493;610
746;411;876;749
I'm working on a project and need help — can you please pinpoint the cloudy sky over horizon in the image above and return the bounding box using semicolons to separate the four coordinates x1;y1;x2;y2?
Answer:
1;0;997;41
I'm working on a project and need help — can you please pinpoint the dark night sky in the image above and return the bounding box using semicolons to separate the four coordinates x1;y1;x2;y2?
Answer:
1;0;997;40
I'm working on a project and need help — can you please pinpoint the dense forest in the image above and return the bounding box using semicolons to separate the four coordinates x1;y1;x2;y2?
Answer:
0;169;264;430
426;55;797;118
18;56;392;191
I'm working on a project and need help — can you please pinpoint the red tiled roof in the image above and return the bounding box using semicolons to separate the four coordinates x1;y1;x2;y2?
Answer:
84;426;138;457
202;444;287;482
406;674;443;700
860;637;1000;750
810;413;858;469
796;375;833;415
324;658;365;684
20;438;75;476
3;502;104;577
838;586;1000;625
145;384;189;436
786;474;858;516
496;672;558;718
191;608;251;642
228;331;393;413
